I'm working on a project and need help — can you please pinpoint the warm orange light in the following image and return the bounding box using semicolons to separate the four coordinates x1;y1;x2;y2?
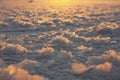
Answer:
49;0;76;7
52;0;70;4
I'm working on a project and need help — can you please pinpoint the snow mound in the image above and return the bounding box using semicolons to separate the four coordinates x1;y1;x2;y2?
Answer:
15;59;39;74
34;47;55;60
77;45;92;51
35;47;54;54
86;50;120;65
0;65;44;80
72;63;88;74
96;22;119;34
97;22;119;30
50;35;73;50
0;41;6;50
51;35;72;44
72;50;120;80
1;43;27;54
0;42;28;64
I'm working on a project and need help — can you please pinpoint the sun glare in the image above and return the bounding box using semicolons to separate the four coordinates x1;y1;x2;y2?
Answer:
49;0;76;7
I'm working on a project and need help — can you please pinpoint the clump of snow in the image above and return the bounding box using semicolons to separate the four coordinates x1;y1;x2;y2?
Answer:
95;61;112;72
60;50;74;58
0;42;28;64
77;45;92;51
72;63;88;74
72;50;120;80
79;36;110;42
34;47;55;61
97;22;119;31
35;47;54;54
13;16;34;28
1;43;27;54
0;34;7;40
0;21;9;27
51;35;72;44
86;50;119;65
15;59;39;74
50;35;73;50
0;41;6;50
59;29;77;38
16;59;37;68
96;22;119;34
40;21;55;26
0;65;44;80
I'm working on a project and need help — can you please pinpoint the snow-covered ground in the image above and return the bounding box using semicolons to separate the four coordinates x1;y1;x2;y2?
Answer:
0;0;120;80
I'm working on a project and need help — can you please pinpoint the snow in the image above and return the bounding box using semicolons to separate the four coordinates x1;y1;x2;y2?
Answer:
0;0;120;80
0;65;44;80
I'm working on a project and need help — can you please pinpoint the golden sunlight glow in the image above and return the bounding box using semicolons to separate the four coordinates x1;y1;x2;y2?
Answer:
47;0;105;7
52;0;70;4
49;0;77;7
48;0;120;6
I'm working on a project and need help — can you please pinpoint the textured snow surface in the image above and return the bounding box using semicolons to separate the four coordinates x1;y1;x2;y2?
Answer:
0;0;120;80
